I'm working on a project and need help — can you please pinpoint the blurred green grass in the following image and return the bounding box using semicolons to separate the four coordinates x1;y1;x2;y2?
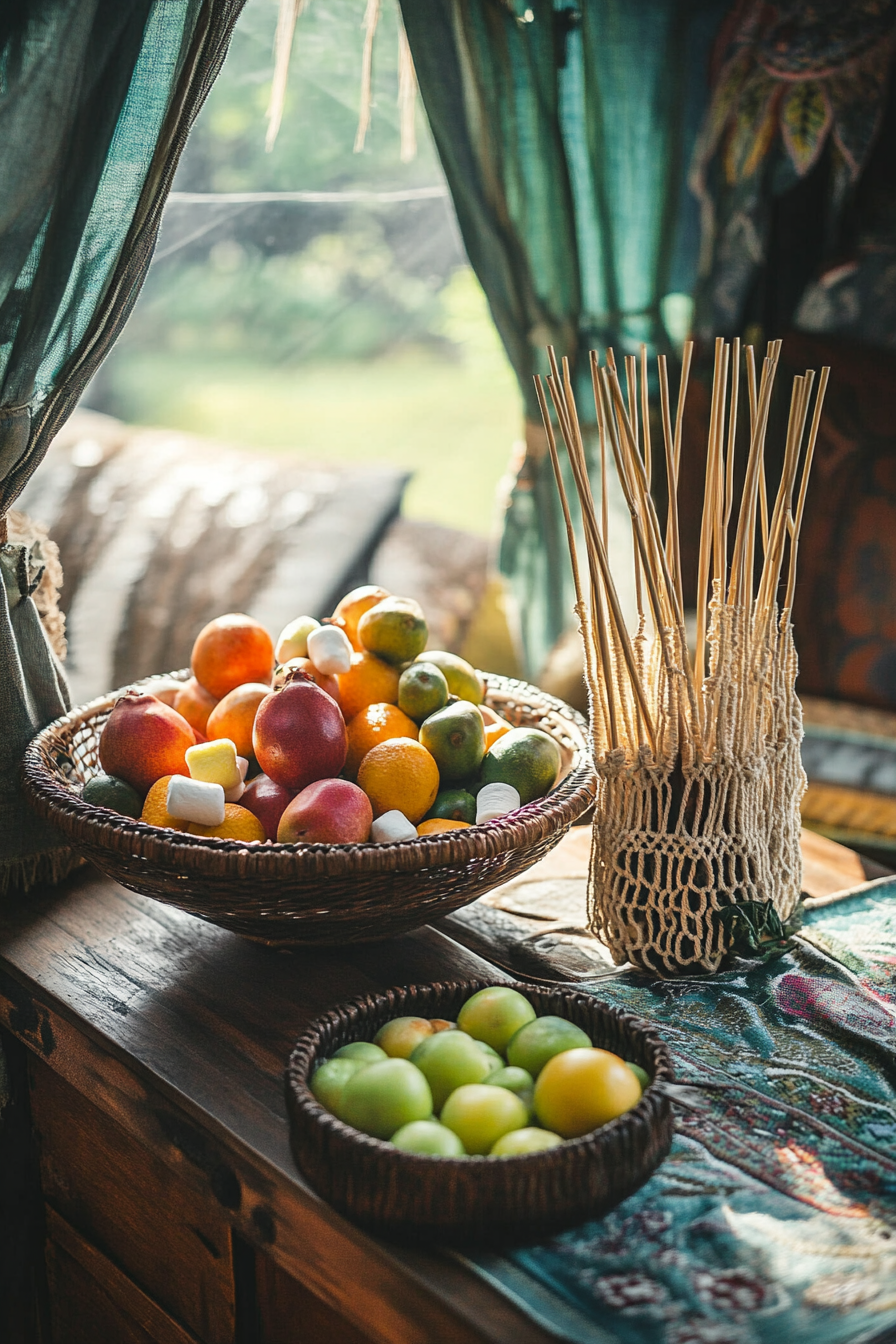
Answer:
103;270;523;535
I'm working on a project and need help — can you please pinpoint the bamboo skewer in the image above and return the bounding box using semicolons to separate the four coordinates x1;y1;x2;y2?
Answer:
536;340;829;771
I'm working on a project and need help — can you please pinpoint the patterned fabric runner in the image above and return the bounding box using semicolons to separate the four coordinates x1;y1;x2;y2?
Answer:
463;881;896;1343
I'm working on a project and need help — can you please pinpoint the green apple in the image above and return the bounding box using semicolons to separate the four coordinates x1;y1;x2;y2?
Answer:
339;1059;433;1140
506;1016;591;1078
626;1061;649;1092
310;1057;369;1117
390;1120;466;1156
440;1083;528;1155
374;1016;434;1059
410;1030;494;1111
490;1127;563;1156
333;1041;387;1064
457;986;536;1053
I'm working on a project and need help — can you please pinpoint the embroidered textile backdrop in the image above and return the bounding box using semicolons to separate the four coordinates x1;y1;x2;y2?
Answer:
0;0;246;894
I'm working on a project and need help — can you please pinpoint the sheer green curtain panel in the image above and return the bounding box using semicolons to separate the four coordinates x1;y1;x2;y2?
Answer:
400;0;728;675
0;0;245;895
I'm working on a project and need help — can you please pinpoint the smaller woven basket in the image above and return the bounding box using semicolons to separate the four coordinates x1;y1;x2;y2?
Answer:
22;673;595;946
286;979;674;1246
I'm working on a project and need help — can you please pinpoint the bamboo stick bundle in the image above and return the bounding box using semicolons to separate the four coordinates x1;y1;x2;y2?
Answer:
538;341;829;976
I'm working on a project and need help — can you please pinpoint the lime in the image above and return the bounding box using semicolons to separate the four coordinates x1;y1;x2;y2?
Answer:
440;1084;528;1155
480;728;562;804
419;702;486;783
82;773;142;818
424;788;477;824
398;662;449;723
416;650;484;705
358;598;428;665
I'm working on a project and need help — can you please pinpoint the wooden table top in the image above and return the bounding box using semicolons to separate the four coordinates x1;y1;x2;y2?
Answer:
0;827;880;1344
0;864;560;1344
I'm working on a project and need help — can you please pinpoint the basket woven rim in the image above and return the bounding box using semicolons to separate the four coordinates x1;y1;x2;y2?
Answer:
286;978;675;1166
23;671;597;878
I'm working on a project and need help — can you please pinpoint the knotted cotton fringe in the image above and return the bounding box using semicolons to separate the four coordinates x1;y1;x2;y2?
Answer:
539;339;829;976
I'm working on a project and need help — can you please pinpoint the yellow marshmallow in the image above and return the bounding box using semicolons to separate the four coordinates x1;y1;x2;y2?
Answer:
185;738;242;791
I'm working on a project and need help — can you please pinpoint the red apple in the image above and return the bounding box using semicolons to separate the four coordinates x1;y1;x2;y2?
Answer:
277;778;372;845
242;774;295;841
252;673;347;791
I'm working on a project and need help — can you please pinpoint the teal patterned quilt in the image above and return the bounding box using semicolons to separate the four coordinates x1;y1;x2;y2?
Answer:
464;880;896;1344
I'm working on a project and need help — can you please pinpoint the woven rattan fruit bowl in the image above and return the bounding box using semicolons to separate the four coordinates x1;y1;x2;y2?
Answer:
286;978;675;1246
22;672;595;946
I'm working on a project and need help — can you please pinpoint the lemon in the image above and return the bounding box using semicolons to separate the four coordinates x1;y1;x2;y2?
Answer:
358;598;428;665
416;650;484;705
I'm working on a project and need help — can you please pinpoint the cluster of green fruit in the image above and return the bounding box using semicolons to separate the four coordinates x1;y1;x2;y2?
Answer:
310;987;649;1158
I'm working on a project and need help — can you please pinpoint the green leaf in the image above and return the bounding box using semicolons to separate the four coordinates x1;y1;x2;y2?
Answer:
781;81;832;176
717;899;802;964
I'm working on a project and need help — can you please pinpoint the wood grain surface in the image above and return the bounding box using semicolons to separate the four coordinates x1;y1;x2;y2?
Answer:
0;867;553;1344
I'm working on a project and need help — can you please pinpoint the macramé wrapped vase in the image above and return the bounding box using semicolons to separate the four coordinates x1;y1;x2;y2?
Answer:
590;604;805;976
538;338;827;978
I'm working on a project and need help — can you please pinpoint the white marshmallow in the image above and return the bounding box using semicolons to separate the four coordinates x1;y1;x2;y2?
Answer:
166;776;225;827
237;756;249;781
370;810;418;843
476;783;521;824
306;624;353;676
224;780;246;804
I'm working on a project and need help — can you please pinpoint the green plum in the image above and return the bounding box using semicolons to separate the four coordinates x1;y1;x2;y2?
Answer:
390;1120;466;1156
310;1057;369;1117
339;1059;433;1140
410;1030;494;1111
457;986;536;1053
490;1127;563;1156
626;1061;650;1092
374;1016;434;1059
333;1041;388;1064
440;1083;528;1155
485;1065;535;1119
506;1016;591;1078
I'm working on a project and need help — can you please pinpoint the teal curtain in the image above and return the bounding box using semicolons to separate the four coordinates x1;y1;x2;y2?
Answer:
400;0;728;675
0;0;245;894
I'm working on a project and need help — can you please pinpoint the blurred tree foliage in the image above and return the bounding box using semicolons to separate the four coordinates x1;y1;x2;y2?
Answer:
93;0;466;396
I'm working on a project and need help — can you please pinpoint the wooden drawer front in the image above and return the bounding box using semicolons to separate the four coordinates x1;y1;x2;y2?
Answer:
46;1207;199;1344
31;1060;235;1344
255;1251;376;1344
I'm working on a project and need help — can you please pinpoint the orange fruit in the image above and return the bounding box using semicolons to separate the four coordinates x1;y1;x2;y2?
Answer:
140;775;187;831
345;702;418;777
189;804;267;843
416;818;472;836
331;585;390;651
357;739;440;823
337;651;400;721
206;681;270;758
173;677;218;736
484;721;512;751
191;613;274;700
